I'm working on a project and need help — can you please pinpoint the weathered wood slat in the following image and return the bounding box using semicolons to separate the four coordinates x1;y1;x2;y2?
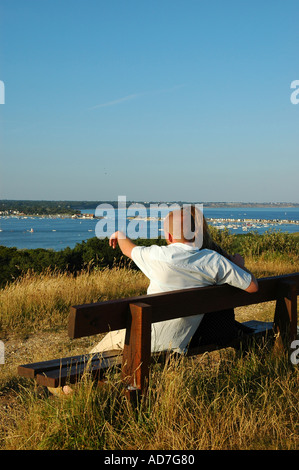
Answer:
122;303;152;393
18;350;121;380
274;280;298;349
35;353;122;388
186;320;274;356
243;320;274;332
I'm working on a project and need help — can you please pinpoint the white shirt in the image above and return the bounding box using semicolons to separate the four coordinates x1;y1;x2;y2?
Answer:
91;243;252;355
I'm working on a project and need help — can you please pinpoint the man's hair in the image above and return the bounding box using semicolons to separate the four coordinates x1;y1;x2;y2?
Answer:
164;207;196;243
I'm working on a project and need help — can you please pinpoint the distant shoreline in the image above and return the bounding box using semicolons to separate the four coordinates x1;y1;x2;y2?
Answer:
1;199;299;208
1;200;299;225
0;199;299;218
1;213;298;227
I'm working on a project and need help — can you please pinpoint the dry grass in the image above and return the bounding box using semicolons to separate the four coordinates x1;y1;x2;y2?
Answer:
2;348;298;450
0;253;297;337
0;267;148;338
246;254;299;277
0;255;298;450
0;254;296;339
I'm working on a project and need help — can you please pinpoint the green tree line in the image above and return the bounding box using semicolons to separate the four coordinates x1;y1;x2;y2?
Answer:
0;230;298;289
0;237;167;288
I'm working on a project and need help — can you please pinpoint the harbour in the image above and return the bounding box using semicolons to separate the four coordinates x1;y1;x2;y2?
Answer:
0;206;298;251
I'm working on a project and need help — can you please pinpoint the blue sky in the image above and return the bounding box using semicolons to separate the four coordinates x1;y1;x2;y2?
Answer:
0;0;298;203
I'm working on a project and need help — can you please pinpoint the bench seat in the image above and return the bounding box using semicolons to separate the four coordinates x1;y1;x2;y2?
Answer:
18;320;274;388
17;273;298;396
186;320;274;355
18;350;122;388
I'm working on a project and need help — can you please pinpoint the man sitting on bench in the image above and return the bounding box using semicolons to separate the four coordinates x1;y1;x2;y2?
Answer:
91;207;258;356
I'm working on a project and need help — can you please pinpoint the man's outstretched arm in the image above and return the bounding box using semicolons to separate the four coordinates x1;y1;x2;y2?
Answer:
236;263;259;293
227;254;259;293
109;231;137;259
245;274;259;293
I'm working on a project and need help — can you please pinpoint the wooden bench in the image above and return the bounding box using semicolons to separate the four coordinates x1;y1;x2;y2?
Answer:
18;273;299;398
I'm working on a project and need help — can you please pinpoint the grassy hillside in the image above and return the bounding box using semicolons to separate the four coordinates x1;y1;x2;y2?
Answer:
0;233;298;450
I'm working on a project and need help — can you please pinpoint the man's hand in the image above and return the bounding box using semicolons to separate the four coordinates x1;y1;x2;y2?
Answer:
109;231;136;259
109;231;121;249
245;276;259;293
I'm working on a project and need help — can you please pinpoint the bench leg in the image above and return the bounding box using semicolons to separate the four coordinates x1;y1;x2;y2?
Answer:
122;302;152;400
274;281;297;352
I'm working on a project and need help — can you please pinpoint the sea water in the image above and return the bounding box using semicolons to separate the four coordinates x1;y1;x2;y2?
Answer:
0;206;298;251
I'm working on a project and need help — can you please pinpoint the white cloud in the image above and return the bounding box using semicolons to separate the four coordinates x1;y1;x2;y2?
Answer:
90;84;186;110
90;93;142;109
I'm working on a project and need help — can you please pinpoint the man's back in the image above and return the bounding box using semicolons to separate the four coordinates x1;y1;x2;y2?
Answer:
91;241;253;355
131;242;252;295
93;208;258;354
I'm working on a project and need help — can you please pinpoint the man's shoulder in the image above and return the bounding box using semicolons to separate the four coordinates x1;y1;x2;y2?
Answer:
198;248;232;265
132;245;227;264
199;248;223;258
131;244;172;272
133;243;168;256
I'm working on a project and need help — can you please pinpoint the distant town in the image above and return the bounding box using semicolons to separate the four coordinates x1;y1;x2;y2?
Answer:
0;200;298;233
1;199;298;218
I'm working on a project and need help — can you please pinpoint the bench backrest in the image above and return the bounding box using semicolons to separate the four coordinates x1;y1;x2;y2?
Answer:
69;272;299;340
67;272;298;395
